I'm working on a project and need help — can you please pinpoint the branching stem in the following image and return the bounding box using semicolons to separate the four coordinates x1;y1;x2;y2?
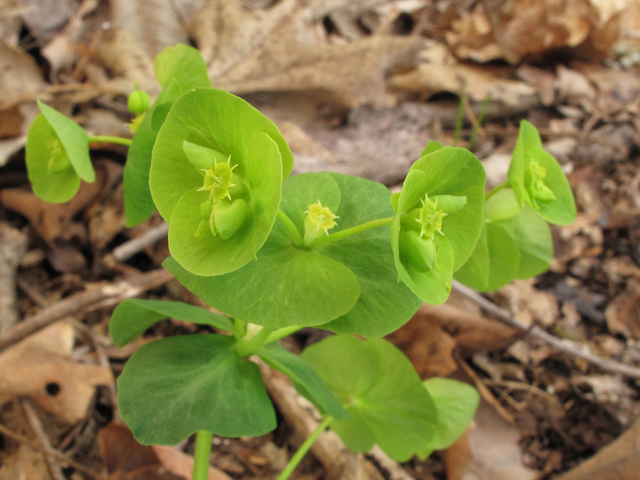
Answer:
264;326;303;345
309;217;393;249
235;326;274;357
87;135;132;146
277;417;334;480
277;209;303;247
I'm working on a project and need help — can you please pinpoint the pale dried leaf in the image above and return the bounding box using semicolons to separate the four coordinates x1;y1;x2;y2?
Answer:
0;38;44;103
153;445;234;480
388;42;539;109
492;280;560;328
0;444;50;480
555;418;640;480
110;0;188;57
16;0;73;43
0;321;113;423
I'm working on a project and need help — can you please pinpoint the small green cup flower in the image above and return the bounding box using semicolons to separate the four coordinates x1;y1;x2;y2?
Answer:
149;88;294;276
390;147;485;304
508;120;576;225
303;200;339;246
26;101;95;203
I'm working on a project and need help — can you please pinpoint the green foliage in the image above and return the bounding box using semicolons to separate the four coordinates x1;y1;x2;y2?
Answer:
26;101;94;203
256;342;347;420
302;335;437;462
118;334;276;445
508;120;577;225
109;299;234;347
124;44;212;226
390;147;486;303
417;378;480;459
150;89;293;276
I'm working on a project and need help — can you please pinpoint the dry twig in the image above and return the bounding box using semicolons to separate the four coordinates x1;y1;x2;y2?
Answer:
20;398;66;480
0;223;27;333
452;280;640;379
104;222;169;265
0;268;173;351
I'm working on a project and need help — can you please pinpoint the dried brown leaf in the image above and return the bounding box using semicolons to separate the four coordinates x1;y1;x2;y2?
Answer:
0;37;43;103
0;321;113;423
554;418;640;480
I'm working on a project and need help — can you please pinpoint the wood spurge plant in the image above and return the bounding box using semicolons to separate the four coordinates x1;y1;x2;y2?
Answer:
25;44;576;480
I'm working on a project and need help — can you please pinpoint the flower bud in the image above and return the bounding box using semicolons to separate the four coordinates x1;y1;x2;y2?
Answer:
127;84;151;115
214;198;248;240
303;201;338;246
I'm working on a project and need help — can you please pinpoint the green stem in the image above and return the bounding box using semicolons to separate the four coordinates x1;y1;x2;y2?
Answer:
277;417;333;480
264;326;303;345
453;81;467;147
468;92;491;150
485;181;508;200
236;326;274;357
193;430;213;480
87;135;132;146
278;209;303;247
309;217;393;249
234;318;246;340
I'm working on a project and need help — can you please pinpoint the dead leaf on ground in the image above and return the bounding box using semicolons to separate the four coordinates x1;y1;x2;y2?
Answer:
0;443;50;480
491;280;560;328
0;320;113;423
153;445;234;480
0;37;44;103
99;422;184;480
0;160;121;241
605;278;640;339
445;400;540;480
554;418;640;480
389;312;458;378
388;41;539;111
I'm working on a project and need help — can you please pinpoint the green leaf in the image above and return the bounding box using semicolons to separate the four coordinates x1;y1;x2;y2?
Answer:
257;342;347;420
421;140;443;156
416;378;480;459
26;114;81;203
484;188;521;222
118;334;276;445
37;101;94;182
407;147;486;271
302;335;437;462
124;45;212;226
508;120;576;225
109;299;234;347
153;44;211;91
508;120;542;209
320;172;422;338
167;132;283;276
494;204;553;279
164;173;361;328
454;222;520;292
150;88;293;223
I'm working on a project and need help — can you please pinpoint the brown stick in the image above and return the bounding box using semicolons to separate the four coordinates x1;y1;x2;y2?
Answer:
21;398;66;480
104;222;169;265
452;280;640;379
0;224;27;333
0;268;173;351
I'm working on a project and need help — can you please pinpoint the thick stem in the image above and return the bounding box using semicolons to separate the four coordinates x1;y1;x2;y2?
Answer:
235;326;274;357
193;430;213;480
308;217;393;249
87;135;132;146
277;417;333;480
264;326;303;345
277;209;303;247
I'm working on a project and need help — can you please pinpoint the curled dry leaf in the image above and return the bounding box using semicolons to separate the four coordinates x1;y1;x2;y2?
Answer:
0;321;113;424
445;399;540;480
605;278;640;339
554;418;640;480
491;280;560;328
0;38;44;104
388;41;539;111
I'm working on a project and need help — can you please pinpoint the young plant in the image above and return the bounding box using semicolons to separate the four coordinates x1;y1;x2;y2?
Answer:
22;44;575;480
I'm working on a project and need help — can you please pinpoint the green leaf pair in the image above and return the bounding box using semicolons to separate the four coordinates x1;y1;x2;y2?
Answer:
454;121;576;292
26;101;95;203
390;146;486;304
165;171;421;338
150;88;293;276
302;335;479;461
123;44;213;226
110;299;346;445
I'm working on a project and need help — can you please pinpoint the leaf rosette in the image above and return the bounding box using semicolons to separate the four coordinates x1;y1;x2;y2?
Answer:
508;120;576;225
150;88;293;276
26;101;95;203
390;147;485;304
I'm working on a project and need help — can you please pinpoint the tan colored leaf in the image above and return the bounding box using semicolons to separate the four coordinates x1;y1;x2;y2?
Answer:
0;37;43;103
0;321;113;423
555;418;640;480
